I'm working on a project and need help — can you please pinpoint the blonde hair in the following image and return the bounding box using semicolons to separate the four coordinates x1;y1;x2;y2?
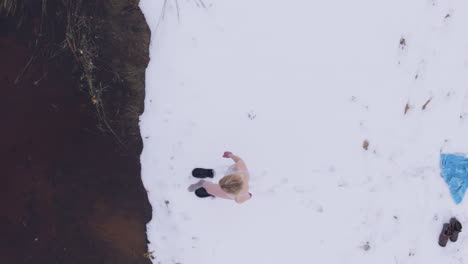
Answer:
219;174;243;195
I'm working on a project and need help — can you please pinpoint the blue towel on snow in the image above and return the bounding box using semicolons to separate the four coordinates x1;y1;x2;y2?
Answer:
441;153;468;204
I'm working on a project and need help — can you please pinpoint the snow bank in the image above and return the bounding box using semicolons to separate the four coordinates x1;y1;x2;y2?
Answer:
140;0;468;263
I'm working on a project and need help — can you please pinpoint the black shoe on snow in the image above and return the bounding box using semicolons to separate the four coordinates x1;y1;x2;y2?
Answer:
439;223;452;247
192;168;215;178
450;217;462;242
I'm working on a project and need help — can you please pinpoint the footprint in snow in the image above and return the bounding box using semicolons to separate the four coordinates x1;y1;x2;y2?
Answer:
163;109;173;119
247;111;257;120
413;59;426;80
458;94;468;121
444;12;452;21
298;199;324;212
337;178;348;188
191;37;198;48
350;96;369;111
427;0;437;6
360;241;371;251
179;212;191;221
316;205;324;213
359;121;367;131
460;112;467;121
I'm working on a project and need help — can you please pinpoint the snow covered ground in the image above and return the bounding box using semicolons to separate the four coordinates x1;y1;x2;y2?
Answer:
139;0;468;263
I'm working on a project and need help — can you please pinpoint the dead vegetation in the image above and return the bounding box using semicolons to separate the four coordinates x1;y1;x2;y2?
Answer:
0;0;132;145
404;103;410;114
422;98;432;110
363;140;369;151
143;251;155;260
62;0;123;145
399;37;406;50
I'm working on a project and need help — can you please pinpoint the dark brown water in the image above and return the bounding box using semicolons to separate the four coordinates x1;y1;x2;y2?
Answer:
0;2;152;263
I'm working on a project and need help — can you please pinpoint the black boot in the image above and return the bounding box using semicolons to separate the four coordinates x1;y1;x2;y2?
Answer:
439;223;452;247
450;217;462;242
192;168;215;178
195;187;214;198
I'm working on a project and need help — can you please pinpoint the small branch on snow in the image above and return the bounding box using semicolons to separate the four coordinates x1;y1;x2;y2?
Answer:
422;98;432;110
404;103;410;114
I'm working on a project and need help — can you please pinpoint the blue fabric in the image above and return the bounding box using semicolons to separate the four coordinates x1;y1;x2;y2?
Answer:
440;153;468;204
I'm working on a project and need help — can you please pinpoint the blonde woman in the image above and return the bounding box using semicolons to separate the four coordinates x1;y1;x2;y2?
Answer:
188;152;252;203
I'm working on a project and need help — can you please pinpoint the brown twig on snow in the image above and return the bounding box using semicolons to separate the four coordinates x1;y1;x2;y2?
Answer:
404;103;410;114
422;98;432;110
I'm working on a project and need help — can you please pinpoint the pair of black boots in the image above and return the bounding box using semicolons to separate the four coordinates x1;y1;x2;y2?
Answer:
439;217;462;247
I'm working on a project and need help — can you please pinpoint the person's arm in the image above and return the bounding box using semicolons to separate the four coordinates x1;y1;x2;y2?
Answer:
228;153;242;163
223;152;247;169
223;151;249;182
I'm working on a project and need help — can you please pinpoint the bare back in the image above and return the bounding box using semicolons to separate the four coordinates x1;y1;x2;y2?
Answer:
229;160;251;203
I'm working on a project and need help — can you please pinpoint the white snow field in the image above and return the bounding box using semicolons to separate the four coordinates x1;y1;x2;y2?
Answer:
139;0;468;263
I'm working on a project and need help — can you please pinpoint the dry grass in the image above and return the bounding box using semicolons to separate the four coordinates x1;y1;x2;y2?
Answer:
1;0;123;145
1;0;22;15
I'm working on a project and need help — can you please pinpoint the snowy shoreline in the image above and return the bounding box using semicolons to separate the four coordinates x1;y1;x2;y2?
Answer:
140;1;468;263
